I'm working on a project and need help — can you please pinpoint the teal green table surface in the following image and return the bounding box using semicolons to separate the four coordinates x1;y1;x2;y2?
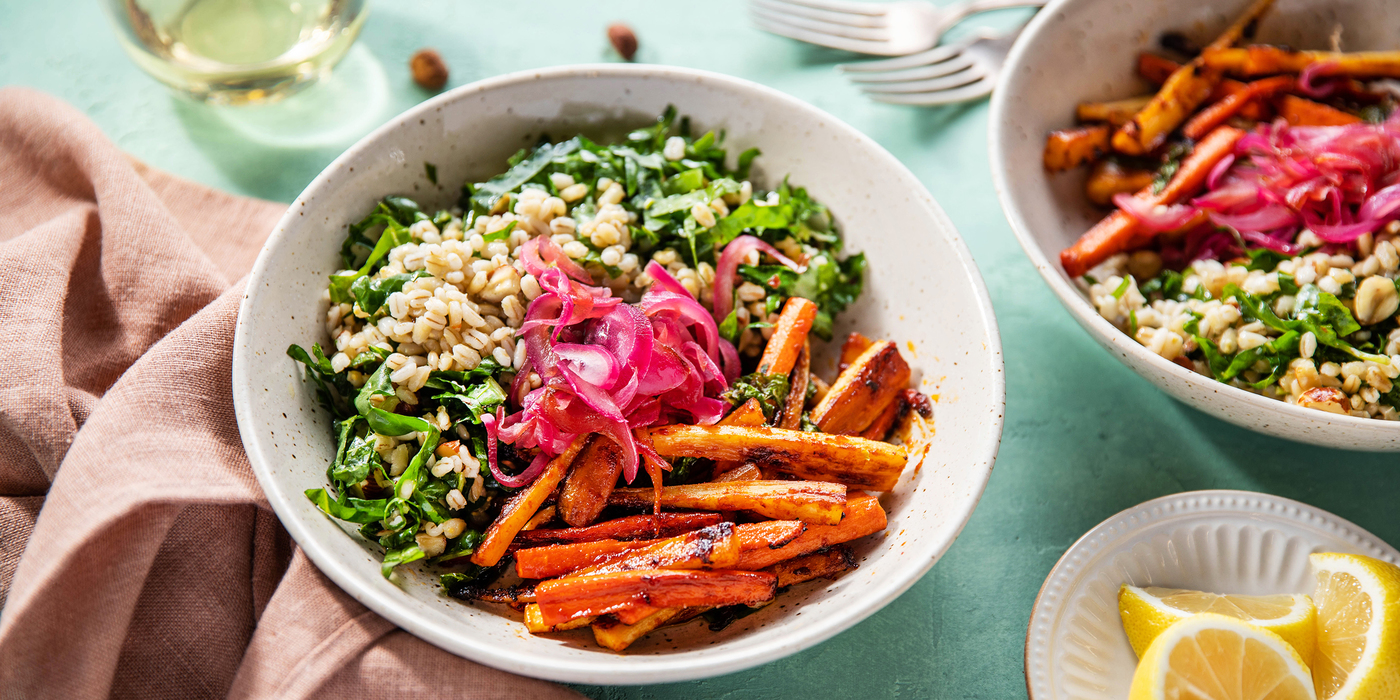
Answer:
6;2;1397;697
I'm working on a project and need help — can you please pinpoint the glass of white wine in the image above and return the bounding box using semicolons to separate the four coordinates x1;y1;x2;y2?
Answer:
104;0;369;105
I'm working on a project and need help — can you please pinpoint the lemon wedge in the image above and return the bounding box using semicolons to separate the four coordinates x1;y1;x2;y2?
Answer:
1128;613;1316;700
1310;553;1400;700
1120;584;1317;662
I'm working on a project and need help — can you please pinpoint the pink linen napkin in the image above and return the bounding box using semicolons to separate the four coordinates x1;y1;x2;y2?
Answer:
0;87;581;700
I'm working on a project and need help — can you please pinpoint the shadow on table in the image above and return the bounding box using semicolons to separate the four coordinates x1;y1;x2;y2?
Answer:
170;45;394;202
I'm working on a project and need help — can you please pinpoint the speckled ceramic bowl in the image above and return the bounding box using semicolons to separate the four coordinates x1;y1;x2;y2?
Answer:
232;64;1004;684
990;0;1400;450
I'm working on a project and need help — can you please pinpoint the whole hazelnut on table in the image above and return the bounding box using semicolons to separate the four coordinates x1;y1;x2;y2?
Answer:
608;23;638;62
410;48;449;91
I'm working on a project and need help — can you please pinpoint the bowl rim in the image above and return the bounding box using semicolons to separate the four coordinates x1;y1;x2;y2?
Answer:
987;0;1400;437
233;62;1006;684
1021;488;1400;699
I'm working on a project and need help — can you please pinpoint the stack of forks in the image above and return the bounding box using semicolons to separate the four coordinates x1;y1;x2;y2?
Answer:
751;0;1044;105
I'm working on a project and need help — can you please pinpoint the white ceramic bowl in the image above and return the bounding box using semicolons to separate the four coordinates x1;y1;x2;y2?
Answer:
989;0;1400;451
1024;490;1400;699
232;64;1004;684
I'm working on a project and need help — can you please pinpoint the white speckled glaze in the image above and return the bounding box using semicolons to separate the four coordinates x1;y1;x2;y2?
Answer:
232;64;1005;684
1025;490;1400;699
989;0;1400;450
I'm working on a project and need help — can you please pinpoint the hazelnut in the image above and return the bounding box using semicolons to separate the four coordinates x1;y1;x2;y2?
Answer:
1298;386;1348;415
1354;275;1399;326
410;48;449;91
608;23;638;61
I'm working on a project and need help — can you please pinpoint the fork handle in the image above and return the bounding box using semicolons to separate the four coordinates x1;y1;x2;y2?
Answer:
934;0;1047;36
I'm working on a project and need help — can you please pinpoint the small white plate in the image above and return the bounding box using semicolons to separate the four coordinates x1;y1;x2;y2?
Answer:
1024;490;1400;700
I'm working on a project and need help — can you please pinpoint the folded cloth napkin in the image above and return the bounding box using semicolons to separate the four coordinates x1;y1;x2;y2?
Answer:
0;88;581;700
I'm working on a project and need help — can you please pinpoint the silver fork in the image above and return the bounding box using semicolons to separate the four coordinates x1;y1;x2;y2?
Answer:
837;27;1021;105
750;0;1042;56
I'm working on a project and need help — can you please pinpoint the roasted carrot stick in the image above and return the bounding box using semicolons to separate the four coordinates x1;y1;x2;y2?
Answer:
722;398;767;427
812;340;911;436
535;569;777;626
1077;95;1155;127
859;393;905;441
736;492;887;571
558;436;625;527
736;520;807;551
1138;54;1270;119
609;479;846;525
523;603;593;633
514;538;657;579
1202;46;1400;79
713;398;768;477
1085;161;1158;207
777;341;810;431
573;523;741;576
592;607;690;651
838;332;874;374
765;545;858;587
1275;95;1362;126
1061;125;1245;278
1138;53;1180;85
713;464;764;482
1182;75;1293;140
1112;0;1275;155
757;297;818;376
638;425;909;492
513;513;723;548
1044;125;1111;171
471;434;591;567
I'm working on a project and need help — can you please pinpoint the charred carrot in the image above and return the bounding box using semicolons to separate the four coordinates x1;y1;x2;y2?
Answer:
712;398;767;479
471;434;591;567
1275;95;1362;126
1043;125;1111;171
609;479;846;525
1182;75;1293;140
558;436;625;527
535;569;777;626
777;341;810;431
812;340;911;436
736;520;807;551
736;492;887;571
638;425;908;492
757;297;819;376
1202;46;1400;80
859;393;905;441
1112;0;1274;155
764;545;858;587
1138;53;1180;85
573;523;741;576
838;332;875;374
513;513;724;548
1061;125;1244;278
515;538;657;579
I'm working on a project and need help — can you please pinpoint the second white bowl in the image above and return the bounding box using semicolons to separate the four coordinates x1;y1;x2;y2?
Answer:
989;0;1400;450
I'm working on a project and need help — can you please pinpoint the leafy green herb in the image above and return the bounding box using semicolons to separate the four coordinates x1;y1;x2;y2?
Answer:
424;162;438;185
287;343;356;419
482;220;518;244
719;309;740;345
1112;275;1134;300
736;147;760;180
722;372;790;421
305;488;389;524
428;374;507;423
350;271;431;316
1243;247;1290;272
1151;141;1192;194
470;139;581;213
